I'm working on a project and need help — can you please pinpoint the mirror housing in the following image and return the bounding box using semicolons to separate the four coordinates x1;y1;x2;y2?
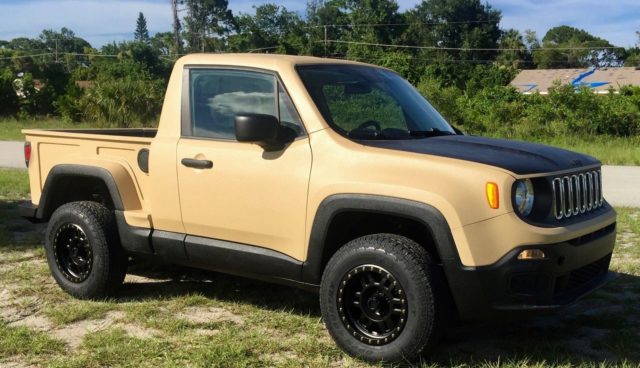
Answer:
235;114;280;149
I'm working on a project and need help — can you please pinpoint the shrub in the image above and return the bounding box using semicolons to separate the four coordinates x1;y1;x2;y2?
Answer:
417;76;640;139
81;76;163;127
0;69;19;116
54;82;85;122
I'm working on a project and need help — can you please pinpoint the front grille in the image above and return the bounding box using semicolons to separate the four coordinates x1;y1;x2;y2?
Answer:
554;253;611;296
551;169;604;220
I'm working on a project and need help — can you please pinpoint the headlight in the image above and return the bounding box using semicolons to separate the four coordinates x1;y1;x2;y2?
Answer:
514;179;534;216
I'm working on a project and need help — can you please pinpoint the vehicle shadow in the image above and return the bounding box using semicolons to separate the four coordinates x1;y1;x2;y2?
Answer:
120;263;321;316
123;263;640;366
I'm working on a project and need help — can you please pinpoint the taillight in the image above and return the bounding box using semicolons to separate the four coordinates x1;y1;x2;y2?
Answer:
24;141;31;167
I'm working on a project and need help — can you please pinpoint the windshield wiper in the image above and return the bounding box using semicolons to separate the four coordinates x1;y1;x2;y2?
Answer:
408;128;456;138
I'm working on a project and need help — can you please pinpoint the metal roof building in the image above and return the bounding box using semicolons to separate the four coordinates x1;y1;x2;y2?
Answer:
510;67;640;94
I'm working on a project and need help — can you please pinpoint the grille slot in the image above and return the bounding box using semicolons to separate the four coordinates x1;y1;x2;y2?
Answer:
554;254;611;296
552;170;603;220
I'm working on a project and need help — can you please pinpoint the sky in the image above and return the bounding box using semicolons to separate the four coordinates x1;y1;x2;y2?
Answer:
0;0;638;48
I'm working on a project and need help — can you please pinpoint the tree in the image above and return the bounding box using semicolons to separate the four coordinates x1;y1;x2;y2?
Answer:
342;0;405;61
38;28;91;70
151;31;177;57
135;12;151;44
533;25;622;68
403;0;502;62
496;29;529;68
402;0;502;88
0;68;19;116
229;4;307;54
305;0;349;57
171;0;183;54
182;0;236;52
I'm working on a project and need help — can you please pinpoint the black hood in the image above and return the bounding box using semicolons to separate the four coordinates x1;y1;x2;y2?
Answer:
359;135;599;175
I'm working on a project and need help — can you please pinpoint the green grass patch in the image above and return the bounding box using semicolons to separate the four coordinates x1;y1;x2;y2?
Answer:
0;118;96;141
0;320;65;360
0;169;29;199
48;328;173;368
44;300;117;326
616;207;640;236
488;134;640;166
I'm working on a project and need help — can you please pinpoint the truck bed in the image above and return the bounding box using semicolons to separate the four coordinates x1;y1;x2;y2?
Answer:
22;128;155;218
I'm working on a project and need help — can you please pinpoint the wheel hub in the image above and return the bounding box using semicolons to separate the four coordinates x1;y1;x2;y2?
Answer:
53;223;93;283
337;264;408;346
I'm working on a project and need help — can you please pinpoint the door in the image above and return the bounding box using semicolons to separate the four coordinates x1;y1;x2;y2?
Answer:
176;67;312;260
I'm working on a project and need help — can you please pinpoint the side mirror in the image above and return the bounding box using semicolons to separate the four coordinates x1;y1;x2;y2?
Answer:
235;114;279;149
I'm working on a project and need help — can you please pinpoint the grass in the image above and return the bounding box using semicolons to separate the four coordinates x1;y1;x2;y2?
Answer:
0;321;65;360
0;164;639;367
519;135;640;166
0;118;97;141
0;168;29;199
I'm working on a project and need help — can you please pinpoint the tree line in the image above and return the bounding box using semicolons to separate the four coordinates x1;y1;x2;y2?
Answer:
0;0;639;136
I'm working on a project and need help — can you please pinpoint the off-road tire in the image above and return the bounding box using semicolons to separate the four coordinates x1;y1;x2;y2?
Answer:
320;233;445;363
45;201;127;299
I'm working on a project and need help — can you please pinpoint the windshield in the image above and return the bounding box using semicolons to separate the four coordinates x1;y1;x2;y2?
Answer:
296;64;455;140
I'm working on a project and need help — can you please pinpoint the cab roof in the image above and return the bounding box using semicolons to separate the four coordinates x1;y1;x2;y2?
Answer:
175;53;383;72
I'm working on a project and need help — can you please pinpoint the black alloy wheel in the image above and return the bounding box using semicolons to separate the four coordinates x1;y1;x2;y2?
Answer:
53;223;93;283
337;264;408;345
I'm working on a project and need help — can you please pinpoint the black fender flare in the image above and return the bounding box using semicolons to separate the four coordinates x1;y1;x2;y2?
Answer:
36;164;125;220
301;194;461;284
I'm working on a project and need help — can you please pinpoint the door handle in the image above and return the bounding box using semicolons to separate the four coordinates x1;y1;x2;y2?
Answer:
181;158;213;169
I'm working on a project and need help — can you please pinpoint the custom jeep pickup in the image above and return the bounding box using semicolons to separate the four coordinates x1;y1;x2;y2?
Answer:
21;54;616;362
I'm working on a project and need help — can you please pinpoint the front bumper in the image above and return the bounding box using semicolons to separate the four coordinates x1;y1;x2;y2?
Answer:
443;221;616;321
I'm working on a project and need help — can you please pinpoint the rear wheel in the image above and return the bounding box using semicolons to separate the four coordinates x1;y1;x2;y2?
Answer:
45;201;127;299
320;233;445;362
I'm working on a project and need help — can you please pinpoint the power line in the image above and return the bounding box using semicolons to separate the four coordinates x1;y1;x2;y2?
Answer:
0;52;120;61
305;20;500;28
248;46;278;53
0;53;53;61
65;53;118;58
323;39;626;52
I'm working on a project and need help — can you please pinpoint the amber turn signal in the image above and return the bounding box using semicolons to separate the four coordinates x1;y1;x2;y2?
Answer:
485;182;499;209
517;249;546;260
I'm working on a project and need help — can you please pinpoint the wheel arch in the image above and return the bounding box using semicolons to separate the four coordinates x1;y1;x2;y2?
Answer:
302;194;460;284
36;164;139;221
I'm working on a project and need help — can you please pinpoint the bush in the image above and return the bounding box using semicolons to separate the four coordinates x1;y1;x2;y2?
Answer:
54;82;84;122
0;69;19;116
417;76;640;139
81;76;163;127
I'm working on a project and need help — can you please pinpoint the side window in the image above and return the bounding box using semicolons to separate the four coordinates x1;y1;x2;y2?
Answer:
187;69;304;139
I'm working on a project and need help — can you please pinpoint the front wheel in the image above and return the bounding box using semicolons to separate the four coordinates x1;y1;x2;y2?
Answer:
320;234;445;362
45;201;127;299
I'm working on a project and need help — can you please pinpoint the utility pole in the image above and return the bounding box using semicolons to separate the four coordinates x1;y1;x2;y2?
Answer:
55;38;59;63
171;0;182;56
324;25;328;58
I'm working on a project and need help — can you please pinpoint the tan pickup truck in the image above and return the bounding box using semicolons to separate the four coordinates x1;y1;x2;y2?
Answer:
21;54;616;362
